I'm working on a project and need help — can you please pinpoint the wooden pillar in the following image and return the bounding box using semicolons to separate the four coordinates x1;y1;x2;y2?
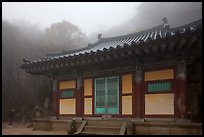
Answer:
176;60;187;118
76;70;83;117
52;76;59;117
134;65;143;118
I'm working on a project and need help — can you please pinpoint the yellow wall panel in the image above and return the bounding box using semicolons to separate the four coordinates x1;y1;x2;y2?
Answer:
145;69;174;81
84;79;92;96
59;80;76;89
122;74;132;93
84;98;92;114
145;93;174;115
122;96;132;115
59;99;76;114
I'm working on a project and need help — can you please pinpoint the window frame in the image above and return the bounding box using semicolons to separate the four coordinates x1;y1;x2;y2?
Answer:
145;79;174;94
60;88;76;99
94;76;120;115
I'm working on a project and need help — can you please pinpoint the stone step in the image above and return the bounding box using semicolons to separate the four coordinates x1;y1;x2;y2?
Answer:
83;125;120;134
80;131;118;135
86;120;123;127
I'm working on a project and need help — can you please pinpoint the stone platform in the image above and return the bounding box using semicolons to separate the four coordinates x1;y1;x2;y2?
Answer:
32;117;202;135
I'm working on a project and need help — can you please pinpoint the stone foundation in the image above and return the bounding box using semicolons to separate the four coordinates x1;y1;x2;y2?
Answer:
32;118;202;135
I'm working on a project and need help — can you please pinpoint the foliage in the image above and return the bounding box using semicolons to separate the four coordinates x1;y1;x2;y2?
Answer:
2;20;88;122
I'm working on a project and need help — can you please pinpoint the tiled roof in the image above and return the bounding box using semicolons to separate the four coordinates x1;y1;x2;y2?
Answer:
45;24;164;59
20;18;202;70
45;18;201;60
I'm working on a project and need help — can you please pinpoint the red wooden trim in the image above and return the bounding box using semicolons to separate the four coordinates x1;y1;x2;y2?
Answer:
58;78;77;83
59;114;77;116
121;93;133;96
143;67;175;73
119;75;122;116
145;79;174;83
92;77;95;115
132;73;136;117
76;88;82;117
177;79;187;118
58;78;77;90
142;67;178;118
120;72;134;117
174;79;178;118
144;91;173;95
144;80;174;94
135;82;142;118
82;114;135;118
60;88;76;99
141;81;145;118
81;87;84;117
144;114;175;118
84;95;92;98
83;72;136;117
57;78;78;116
52;90;58;116
82;77;94;116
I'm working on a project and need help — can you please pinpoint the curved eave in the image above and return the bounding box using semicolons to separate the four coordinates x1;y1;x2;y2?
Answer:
20;27;202;75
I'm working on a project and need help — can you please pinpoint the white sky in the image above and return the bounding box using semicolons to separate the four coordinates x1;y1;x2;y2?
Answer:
2;2;142;36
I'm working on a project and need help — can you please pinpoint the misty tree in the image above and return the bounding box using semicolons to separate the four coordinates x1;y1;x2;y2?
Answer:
2;19;89;122
2;20;52;122
44;20;88;53
96;2;202;37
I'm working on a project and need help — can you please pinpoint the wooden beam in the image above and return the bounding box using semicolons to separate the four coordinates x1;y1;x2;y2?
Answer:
160;43;168;53
184;36;198;50
134;48;142;56
60;63;64;68
177;38;187;50
87;58;92;64
168;40;176;51
55;64;59;68
65;62;69;66
99;56;105;61
70;61;74;66
106;55;111;60
127;51;132;56
113;53;119;58
76;60;81;65
151;44;159;54
143;46;150;55
51;64;54;69
94;57;99;62
81;60;86;65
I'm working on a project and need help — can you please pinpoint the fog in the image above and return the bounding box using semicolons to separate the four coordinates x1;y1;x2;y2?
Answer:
2;2;140;36
2;2;202;122
93;2;202;38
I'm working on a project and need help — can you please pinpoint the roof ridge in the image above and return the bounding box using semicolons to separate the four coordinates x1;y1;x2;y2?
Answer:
99;24;163;42
45;18;202;58
171;18;202;31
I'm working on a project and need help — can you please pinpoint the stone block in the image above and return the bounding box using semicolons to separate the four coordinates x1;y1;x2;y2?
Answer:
135;126;149;135
191;128;202;135
51;121;68;131
171;127;191;135
149;127;170;135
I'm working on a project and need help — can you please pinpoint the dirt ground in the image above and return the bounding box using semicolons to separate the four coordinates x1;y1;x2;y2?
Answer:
2;122;67;135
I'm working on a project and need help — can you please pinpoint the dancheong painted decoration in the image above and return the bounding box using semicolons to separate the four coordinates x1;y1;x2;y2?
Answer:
20;17;202;121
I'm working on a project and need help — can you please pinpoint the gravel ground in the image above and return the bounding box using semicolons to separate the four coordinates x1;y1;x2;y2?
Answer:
2;122;67;135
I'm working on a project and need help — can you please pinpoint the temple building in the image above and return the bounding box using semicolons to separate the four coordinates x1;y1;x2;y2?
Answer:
20;18;202;126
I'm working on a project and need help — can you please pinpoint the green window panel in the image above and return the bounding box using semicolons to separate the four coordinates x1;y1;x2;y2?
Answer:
148;82;171;92
107;107;118;114
96;108;106;114
61;90;74;98
95;77;119;114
